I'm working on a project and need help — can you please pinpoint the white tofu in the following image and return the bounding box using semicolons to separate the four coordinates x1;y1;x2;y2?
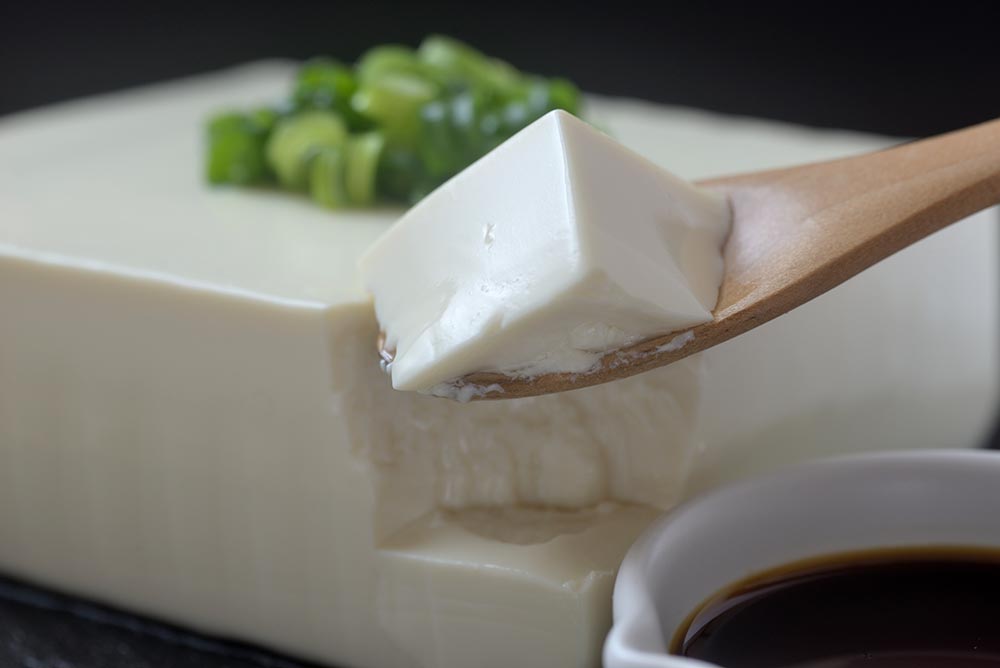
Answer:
0;62;996;668
360;111;730;393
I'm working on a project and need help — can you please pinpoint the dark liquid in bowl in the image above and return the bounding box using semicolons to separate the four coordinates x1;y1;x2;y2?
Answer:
674;548;1000;667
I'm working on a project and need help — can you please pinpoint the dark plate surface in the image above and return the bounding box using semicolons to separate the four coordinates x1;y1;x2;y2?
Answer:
0;576;318;668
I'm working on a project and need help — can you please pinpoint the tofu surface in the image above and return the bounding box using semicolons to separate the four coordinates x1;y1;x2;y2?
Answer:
359;110;730;392
1;62;996;668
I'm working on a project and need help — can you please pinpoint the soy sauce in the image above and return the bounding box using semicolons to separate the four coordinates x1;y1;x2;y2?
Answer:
674;548;1000;667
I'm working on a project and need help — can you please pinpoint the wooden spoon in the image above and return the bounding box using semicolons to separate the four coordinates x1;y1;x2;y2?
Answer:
382;117;1000;400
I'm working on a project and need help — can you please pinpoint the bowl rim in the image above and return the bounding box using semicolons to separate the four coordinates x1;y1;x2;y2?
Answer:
604;449;1000;668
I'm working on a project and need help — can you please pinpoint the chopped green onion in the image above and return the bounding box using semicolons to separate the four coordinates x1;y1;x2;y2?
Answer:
205;36;585;210
293;58;372;130
205;111;274;185
356;45;432;86
417;35;521;96
546;78;581;114
376;148;425;203
308;134;386;209
351;74;438;146
450;90;492;162
294;59;355;110
309;147;349;209
266;110;347;190
418;100;460;180
524;79;552;115
248;107;280;134
405;179;438;204
344;132;385;206
501;100;530;135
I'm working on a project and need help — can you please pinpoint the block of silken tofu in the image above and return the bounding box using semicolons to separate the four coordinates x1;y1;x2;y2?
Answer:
0;62;996;668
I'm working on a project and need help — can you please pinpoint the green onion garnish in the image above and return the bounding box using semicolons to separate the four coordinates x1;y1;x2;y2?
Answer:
266;110;347;190
205;35;583;210
205;111;275;185
356;45;434;86
350;74;439;147
309;147;349;209
344;132;385;206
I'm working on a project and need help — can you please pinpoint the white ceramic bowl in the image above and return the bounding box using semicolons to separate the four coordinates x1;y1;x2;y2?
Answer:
604;450;1000;668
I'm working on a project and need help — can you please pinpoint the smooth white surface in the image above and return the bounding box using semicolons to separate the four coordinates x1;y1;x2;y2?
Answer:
605;450;1000;668
359;110;730;393
0;67;390;307
0;62;997;668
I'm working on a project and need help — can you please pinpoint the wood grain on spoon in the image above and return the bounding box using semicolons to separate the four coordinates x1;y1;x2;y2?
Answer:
394;117;1000;400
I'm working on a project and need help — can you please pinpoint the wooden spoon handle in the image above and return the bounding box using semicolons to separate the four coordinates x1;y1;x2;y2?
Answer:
702;117;1000;323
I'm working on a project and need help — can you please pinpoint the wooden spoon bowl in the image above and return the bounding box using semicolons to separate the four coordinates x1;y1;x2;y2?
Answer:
383;117;1000;400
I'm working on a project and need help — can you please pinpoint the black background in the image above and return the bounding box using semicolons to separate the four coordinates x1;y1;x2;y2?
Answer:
2;2;1000;667
3;2;1000;136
